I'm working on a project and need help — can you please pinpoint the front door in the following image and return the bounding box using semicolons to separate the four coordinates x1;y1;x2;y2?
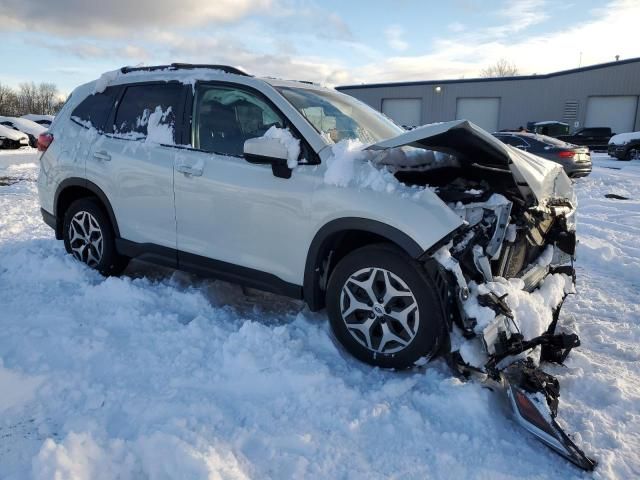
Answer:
173;83;319;289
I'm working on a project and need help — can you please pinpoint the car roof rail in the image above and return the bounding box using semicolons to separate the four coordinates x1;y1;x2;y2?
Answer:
119;63;251;76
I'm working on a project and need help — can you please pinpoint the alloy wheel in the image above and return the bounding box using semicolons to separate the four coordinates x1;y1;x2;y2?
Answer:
68;210;104;267
339;267;419;354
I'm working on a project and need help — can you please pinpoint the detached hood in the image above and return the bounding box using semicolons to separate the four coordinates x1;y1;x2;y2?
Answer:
366;120;574;206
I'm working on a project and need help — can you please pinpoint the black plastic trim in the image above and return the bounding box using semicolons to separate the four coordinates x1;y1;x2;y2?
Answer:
115;239;302;298
54;178;120;238
120;64;251;77
303;218;425;311
40;208;56;230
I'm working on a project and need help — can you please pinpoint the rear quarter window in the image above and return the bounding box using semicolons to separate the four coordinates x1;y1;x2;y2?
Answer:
112;83;185;143
71;87;120;131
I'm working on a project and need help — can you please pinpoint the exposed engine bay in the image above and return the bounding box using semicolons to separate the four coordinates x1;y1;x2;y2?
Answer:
368;122;596;470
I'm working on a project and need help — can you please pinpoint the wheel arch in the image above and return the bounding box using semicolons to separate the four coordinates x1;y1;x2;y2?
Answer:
54;178;120;240
303;218;425;311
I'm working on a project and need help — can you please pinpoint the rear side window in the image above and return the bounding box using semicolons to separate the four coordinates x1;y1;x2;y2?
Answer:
497;135;528;148
113;83;184;143
71;87;119;131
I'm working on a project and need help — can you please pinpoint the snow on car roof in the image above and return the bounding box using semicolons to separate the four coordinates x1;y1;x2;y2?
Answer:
609;131;640;145
92;65;329;94
532;120;569;126
0;123;28;141
0;116;46;137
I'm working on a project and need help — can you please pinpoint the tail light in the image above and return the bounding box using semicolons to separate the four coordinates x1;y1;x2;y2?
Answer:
558;150;575;158
37;133;54;152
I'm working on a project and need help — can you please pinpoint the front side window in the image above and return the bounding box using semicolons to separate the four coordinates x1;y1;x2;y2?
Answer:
193;84;286;156
113;83;184;142
71;87;120;131
278;86;404;144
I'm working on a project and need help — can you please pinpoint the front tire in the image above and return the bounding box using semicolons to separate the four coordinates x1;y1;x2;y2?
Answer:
326;244;447;369
63;197;129;276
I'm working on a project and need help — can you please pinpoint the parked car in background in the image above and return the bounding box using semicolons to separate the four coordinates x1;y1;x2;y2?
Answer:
493;131;592;177
0;116;47;147
526;121;570;137
21;114;55;127
556;127;614;151
0;124;29;149
608;131;640;160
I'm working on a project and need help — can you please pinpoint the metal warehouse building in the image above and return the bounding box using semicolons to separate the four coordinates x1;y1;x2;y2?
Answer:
336;57;640;134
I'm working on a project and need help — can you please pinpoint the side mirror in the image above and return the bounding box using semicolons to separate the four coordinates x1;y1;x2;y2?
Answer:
244;137;292;179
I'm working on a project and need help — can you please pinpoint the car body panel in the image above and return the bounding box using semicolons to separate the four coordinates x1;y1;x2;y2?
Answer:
85;135;178;248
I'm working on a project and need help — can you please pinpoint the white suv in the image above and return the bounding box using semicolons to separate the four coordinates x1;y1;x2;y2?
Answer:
37;64;578;371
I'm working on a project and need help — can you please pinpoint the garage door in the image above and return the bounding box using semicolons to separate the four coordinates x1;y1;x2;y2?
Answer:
456;98;500;132
381;98;422;128
585;96;638;134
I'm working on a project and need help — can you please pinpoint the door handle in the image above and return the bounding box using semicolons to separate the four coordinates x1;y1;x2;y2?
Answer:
176;164;203;177
93;151;111;162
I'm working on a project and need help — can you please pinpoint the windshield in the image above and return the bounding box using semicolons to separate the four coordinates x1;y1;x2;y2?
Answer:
277;86;404;144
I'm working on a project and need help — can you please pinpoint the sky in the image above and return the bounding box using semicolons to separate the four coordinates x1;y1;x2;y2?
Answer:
0;0;638;96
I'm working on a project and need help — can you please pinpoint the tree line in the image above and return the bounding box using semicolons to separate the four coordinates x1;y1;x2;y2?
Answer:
0;82;65;117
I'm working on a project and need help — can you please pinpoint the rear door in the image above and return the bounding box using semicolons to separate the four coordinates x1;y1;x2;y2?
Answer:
85;82;188;253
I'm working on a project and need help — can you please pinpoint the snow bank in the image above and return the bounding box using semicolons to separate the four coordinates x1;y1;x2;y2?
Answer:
2;151;640;478
262;126;300;168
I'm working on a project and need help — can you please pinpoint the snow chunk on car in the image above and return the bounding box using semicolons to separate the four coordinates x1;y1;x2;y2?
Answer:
609;131;640;145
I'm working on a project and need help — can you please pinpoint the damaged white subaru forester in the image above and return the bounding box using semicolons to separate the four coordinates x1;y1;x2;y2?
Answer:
37;64;594;470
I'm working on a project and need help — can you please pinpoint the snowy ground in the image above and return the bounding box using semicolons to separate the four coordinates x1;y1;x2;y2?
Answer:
0;149;639;479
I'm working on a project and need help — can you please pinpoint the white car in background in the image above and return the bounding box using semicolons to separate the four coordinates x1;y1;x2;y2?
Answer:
21;113;55;128
0;123;29;149
608;131;640;160
0;116;47;147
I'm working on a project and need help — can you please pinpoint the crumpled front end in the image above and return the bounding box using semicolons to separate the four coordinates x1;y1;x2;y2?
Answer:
366;120;594;470
429;187;594;470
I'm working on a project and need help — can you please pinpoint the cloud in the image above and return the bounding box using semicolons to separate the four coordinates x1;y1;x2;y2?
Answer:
385;25;409;52
345;0;640;84
0;0;273;36
489;0;550;37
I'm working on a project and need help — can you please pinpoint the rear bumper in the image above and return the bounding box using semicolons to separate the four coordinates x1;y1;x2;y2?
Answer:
564;162;592;178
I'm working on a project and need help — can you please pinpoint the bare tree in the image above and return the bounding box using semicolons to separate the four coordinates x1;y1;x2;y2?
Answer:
0;81;62;116
0;83;20;116
480;58;520;78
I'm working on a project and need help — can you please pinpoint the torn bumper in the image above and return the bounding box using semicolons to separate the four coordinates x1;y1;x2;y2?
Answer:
504;360;597;471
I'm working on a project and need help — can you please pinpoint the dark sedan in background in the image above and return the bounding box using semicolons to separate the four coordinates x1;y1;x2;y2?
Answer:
493;132;592;178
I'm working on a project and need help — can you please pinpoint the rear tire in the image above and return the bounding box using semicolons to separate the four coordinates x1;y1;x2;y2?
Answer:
63;197;129;276
326;244;447;369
